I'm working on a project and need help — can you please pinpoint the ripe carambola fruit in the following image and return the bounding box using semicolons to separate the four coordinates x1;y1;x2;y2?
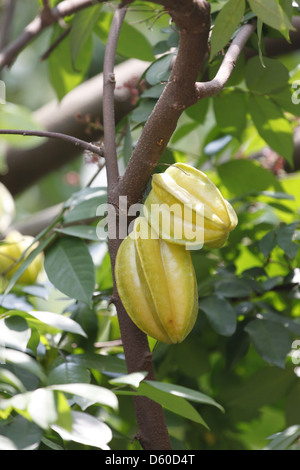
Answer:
0;183;15;232
115;217;198;344
143;162;238;249
0;231;44;285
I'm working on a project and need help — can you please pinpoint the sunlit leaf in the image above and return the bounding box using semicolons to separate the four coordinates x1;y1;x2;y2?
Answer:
51;411;112;449
44;237;95;306
248;94;294;166
210;0;245;59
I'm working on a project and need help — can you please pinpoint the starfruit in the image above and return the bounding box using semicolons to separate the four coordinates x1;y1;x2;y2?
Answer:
143;162;238;249
115;217;198;344
0;230;44;285
0;183;15;233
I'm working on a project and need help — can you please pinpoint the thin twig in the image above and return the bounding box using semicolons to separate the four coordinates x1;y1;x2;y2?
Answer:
0;0;107;70
94;339;123;348
103;6;128;187
40;25;71;61
0;129;104;157
84;159;105;188
0;0;17;51
196;22;256;99
102;4;173;451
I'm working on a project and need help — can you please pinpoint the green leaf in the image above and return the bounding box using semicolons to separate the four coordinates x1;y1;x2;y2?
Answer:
279;0;293;22
259;190;295;201
0;316;31;352
142;84;165;99
63;187;107;223
145;53;175;86
55;225;99;241
145;380;224;413
27;388;58;430
215;277;253;298
70;5;102;66
244;318;292;368
218;159;283;197
210;0;246;59
248;94;294;166
265;425;300;450
109;372;148;389
95;13;154;62
213;90;247;138
171;121;201;144
66;353;127;375
255;310;300;336
226;323;251;368
198;295;237;336
136;382;209;427
258;230;278;257
21;284;49;300
47;362;90;386
245;57;289;94
54;391;73;432
0;369;26;393
48;24;93;100
48;383;118;410
0;416;42;450
258;223;299;258
130;99;156;125
0;436;18;450
96;251;113;291
0;103;45;148
248;0;294;33
0;348;46;382
185;98;209;124
270;86;300;117
65;187;107;209
51;410;112;450
117;21;155;61
44;237;95;306
6;309;87;338
276;222;299;259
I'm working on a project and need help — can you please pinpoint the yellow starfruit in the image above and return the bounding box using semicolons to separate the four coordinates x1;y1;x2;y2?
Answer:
143;162;238;249
0;231;44;285
0;183;15;233
115;217;198;344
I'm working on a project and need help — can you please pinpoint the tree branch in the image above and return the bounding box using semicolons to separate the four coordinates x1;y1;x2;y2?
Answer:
2;11;300;197
0;59;149;195
103;5;172;450
115;0;211;206
0;129;103;156
0;0;17;52
103;7;127;187
40;25;71;61
0;0;108;70
196;22;256;99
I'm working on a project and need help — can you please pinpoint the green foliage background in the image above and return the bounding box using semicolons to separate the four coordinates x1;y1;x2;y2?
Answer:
0;0;299;450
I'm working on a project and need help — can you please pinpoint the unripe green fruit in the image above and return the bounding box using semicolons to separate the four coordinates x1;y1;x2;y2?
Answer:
143;163;237;249
115;217;198;344
0;231;44;285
